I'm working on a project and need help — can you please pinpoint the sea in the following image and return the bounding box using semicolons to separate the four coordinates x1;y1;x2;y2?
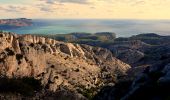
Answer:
3;19;170;37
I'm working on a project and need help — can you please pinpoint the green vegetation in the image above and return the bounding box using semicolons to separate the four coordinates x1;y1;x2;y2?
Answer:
16;54;24;60
93;80;133;100
34;32;116;50
34;32;116;43
0;77;42;96
0;30;3;33
5;48;15;56
76;86;99;100
81;88;97;100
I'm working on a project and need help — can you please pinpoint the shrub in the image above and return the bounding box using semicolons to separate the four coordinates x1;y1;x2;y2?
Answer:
29;43;34;47
0;34;3;37
75;68;79;72
0;77;42;96
5;48;15;56
81;87;98;100
16;54;23;60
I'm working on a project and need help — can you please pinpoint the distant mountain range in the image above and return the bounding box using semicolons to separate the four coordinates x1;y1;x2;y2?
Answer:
0;18;32;29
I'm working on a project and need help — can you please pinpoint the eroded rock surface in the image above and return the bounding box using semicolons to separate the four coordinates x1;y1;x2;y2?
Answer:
0;32;130;99
94;58;170;100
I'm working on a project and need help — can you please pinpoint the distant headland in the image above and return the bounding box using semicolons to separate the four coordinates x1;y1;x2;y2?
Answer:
0;18;32;29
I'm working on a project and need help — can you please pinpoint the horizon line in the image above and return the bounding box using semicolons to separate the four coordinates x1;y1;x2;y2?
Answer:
1;18;170;20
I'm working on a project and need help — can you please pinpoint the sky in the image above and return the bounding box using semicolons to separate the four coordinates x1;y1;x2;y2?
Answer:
0;0;170;19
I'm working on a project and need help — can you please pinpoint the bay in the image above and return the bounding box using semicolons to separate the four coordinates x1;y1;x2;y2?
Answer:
3;19;170;37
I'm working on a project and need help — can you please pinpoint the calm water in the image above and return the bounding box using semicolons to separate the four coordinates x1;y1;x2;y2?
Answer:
3;19;170;37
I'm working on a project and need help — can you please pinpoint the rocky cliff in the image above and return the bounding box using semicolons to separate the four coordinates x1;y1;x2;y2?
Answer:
94;57;170;100
0;32;130;99
93;34;170;100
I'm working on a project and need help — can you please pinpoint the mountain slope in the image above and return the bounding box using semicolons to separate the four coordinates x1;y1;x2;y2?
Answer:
0;32;130;99
94;58;170;100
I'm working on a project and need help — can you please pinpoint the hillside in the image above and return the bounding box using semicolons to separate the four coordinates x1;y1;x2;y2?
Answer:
35;32;116;47
0;32;130;99
37;33;170;67
1;31;170;100
36;32;170;100
94;54;170;100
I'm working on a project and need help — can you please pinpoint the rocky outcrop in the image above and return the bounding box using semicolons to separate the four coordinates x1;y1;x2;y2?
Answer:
38;33;170;69
93;33;170;100
94;57;170;100
0;32;130;99
110;40;150;66
111;34;170;67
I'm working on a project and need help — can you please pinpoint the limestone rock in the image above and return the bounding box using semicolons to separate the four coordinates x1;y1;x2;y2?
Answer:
0;32;130;94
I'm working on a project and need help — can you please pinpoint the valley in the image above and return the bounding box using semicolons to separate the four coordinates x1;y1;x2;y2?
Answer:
0;31;169;100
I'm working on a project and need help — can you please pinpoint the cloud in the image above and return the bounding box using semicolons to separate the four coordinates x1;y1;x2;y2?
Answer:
131;0;146;6
40;7;54;12
40;0;90;4
90;6;96;9
0;5;27;13
36;3;58;12
0;6;5;10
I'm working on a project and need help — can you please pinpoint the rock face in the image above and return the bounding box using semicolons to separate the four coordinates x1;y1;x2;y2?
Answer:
93;33;170;100
94;58;170;100
0;32;130;99
110;40;150;66
41;33;170;68
111;34;170;66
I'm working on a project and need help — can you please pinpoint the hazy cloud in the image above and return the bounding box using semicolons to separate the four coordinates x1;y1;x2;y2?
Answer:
40;0;90;4
0;0;170;19
0;5;27;13
40;7;54;12
36;3;60;12
90;6;96;9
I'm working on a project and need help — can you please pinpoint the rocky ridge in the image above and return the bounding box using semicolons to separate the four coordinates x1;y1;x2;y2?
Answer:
94;58;170;100
93;33;170;100
0;32;130;99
